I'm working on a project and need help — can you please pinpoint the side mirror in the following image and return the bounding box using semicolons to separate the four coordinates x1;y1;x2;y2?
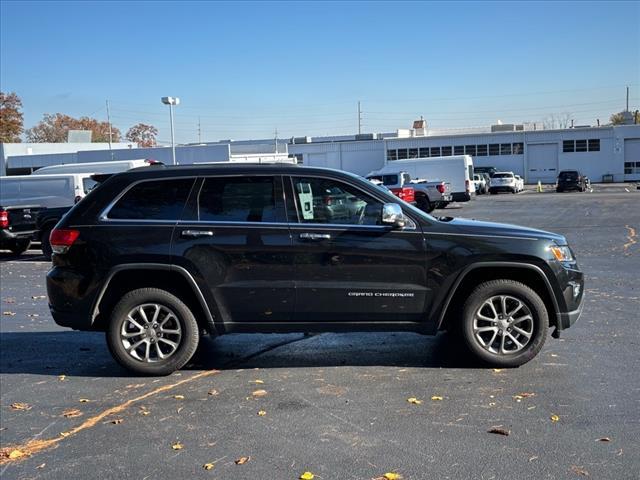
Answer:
382;203;406;229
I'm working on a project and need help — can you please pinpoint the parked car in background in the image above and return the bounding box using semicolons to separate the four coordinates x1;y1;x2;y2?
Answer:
514;175;525;192
473;174;487;194
489;172;518;194
46;164;584;375
556;170;588;192
474;166;497;178
0;173;97;208
480;172;492;190
366;171;452;212
0;204;43;255
32;159;161;176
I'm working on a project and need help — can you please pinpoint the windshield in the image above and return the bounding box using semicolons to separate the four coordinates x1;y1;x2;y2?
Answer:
493;173;513;178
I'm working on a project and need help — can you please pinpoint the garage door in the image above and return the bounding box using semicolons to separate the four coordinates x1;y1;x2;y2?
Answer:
624;139;640;181
527;143;558;183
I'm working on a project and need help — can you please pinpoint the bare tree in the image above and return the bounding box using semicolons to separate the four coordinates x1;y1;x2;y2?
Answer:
543;112;573;130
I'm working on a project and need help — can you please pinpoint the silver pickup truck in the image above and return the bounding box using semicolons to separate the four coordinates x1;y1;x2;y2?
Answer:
366;171;452;213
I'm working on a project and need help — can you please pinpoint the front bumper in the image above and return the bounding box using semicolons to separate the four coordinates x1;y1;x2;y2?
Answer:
557;294;584;330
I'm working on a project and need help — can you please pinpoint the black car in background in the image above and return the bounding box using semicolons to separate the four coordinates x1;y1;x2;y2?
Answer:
46;164;584;375
556;170;589;192
0;204;42;255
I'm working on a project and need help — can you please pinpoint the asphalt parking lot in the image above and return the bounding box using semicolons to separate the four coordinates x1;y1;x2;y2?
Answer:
1;186;639;479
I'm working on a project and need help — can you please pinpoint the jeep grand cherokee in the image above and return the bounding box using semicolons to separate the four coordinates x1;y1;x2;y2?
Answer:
47;164;584;375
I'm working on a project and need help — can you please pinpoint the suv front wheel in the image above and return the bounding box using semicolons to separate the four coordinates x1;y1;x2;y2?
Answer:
106;288;200;375
460;280;548;367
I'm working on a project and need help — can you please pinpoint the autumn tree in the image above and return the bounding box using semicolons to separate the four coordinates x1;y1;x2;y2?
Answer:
126;123;158;147
25;113;121;143
610;111;639;125
0;91;24;143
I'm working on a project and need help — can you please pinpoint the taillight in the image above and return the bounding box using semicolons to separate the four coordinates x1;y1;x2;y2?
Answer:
49;228;80;254
0;210;8;229
436;182;446;194
390;187;415;203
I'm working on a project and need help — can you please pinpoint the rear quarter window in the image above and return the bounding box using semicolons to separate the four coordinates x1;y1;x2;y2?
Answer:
107;178;194;220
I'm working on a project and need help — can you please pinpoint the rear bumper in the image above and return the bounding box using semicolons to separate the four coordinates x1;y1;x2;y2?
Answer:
489;186;515;193
47;266;96;330
451;192;471;202
0;228;34;246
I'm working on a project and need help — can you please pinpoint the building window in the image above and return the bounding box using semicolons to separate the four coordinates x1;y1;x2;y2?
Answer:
430;147;441;157
418;147;429;157
476;144;487;156
387;149;397;161
588;139;600;152
454;145;464;155
624;162;634;174
397;148;408;160
441;146;452;156
500;143;512;155
489;144;500;156
465;145;477;156
575;140;587;152
512;142;524;154
408;148;419;159
563;140;575;153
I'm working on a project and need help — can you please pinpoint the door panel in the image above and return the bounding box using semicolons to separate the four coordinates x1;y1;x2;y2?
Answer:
171;176;294;324
287;176;428;323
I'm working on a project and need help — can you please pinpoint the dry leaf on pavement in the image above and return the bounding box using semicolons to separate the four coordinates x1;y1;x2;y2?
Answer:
10;402;31;411
235;456;250;465
173;395;185;400
252;389;268;397
253;380;264;384
300;472;315;480
79;398;90;403
570;465;589;476
596;437;611;442
172;442;183;450
111;418;123;424
374;473;402;480
58;375;66;381
550;414;560;422
8;450;24;459
62;408;83;418
431;395;444;401
488;427;510;436
2;311;16;316
208;389;219;396
406;397;422;405
203;463;215;470
257;410;266;416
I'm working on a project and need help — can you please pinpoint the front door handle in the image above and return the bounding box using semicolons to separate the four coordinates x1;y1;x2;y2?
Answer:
181;230;214;238
299;232;331;241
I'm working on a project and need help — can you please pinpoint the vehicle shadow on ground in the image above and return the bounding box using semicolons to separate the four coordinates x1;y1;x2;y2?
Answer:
0;330;484;378
0;250;47;262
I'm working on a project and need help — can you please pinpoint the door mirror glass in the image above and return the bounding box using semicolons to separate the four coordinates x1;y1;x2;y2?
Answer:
382;203;405;229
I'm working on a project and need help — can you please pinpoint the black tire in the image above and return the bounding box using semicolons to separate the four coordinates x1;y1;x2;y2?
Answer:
106;288;200;376
489;190;496;195
41;225;54;260
9;239;30;255
459;279;548;368
417;196;433;213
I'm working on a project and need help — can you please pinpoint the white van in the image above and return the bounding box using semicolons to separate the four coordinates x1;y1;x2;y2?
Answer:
32;159;158;176
0;174;97;208
371;155;475;202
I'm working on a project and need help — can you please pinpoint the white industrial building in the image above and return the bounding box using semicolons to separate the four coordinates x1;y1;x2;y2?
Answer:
289;124;640;183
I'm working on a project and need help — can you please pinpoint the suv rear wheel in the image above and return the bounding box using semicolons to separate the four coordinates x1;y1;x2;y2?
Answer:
9;239;30;255
106;288;200;375
460;279;548;367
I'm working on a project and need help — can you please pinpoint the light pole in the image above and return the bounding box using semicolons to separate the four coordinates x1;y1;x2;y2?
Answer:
161;96;180;165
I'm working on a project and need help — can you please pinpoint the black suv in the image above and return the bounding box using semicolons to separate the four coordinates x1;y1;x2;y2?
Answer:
556;170;589;192
47;164;584;375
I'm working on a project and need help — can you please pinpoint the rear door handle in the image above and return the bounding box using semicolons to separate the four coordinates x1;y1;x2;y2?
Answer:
181;230;214;238
299;232;331;241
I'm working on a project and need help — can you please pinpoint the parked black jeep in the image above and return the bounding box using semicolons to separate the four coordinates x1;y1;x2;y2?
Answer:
556;170;589;192
47;164;584;375
0;205;42;255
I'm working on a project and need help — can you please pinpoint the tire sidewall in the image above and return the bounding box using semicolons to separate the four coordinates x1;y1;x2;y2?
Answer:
41;226;53;259
106;288;199;376
460;280;548;367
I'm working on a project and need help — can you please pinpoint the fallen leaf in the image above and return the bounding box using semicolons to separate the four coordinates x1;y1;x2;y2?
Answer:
2;311;16;316
141;410;150;416
569;465;589;476
253;380;264;384
32;295;46;300
407;397;422;405
111;418;123;425
172;442;183;450
235;456;250;465
8;449;24;459
492;369;504;373
59;431;70;437
257;410;266;416
300;472;315;480
173;395;185;400
36;463;46;469
10;402;32;411
596;437;611;442
27;313;39;317
58;375;66;381
203;463;215;470
383;473;403;480
62;408;82;418
252;389;268;397
550;414;560;422
79;398;90;403
517;392;536;398
208;389;219;396
431;395;444;401
529;456;539;462
488;427;510;436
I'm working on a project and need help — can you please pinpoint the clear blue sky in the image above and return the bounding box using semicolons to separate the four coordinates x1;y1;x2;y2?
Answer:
1;0;638;144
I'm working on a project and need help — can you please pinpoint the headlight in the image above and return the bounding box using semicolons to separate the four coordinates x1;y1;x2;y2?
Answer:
549;245;574;262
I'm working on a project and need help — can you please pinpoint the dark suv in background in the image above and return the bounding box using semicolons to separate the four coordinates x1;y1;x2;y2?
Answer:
556;170;589;192
47;164;584;375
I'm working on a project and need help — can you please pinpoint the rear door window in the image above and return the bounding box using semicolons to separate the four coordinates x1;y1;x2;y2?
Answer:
197;176;283;223
108;178;194;220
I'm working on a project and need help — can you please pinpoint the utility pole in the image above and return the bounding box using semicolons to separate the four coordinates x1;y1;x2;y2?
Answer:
626;85;629;111
357;101;362;135
198;117;202;143
274;127;278;154
106;100;112;150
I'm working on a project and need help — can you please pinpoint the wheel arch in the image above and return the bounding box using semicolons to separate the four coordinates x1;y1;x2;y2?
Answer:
91;264;216;334
436;262;560;331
